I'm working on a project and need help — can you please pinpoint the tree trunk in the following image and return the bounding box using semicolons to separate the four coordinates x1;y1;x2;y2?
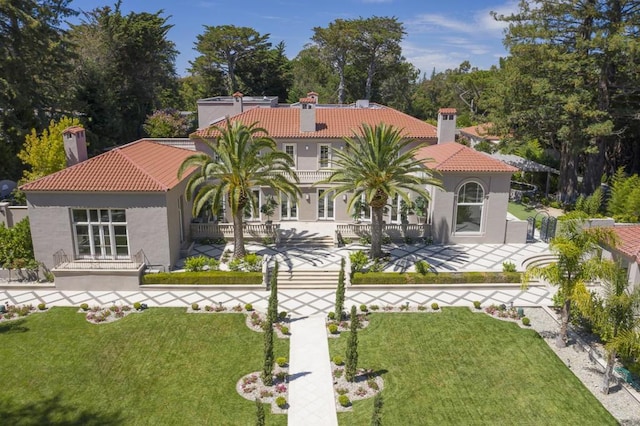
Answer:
365;60;375;100
338;68;346;105
370;206;384;259
232;209;246;259
557;298;570;348
558;141;579;203
602;349;616;394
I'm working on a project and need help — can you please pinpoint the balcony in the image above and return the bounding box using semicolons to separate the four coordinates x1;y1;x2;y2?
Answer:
288;170;333;184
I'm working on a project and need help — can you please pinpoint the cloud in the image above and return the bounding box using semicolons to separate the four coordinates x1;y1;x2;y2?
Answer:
401;41;466;74
406;14;474;34
475;1;519;32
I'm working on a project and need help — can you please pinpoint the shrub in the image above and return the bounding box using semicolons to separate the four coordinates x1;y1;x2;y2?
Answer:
244;303;253;311
522;317;531;326
431;302;439;310
207;258;220;271
184;255;208;272
351;271;522;285
275;396;287;409
205;305;213;312
80;303;89;311
279;326;289;335
328;324;339;334
369;305;379;311
338;395;350;407
417;305;427;311
359;304;368;312
473;300;482;310
336;386;348;395
502;261;517;273
191;303;199;311
278;311;288;321
133;302;142;310
328;311;336;320
415;260;431;275
333;355;344;365
276;357;287;367
141;271;262;285
369;259;386;273
350;250;369;274
228;258;242;272
37;303;46;311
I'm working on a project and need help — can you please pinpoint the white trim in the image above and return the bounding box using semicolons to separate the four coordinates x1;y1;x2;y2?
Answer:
317;189;335;220
453;180;485;235
71;208;130;259
318;144;331;169
283;143;296;168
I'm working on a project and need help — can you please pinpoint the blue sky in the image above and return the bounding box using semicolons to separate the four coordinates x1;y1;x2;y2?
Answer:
70;0;518;76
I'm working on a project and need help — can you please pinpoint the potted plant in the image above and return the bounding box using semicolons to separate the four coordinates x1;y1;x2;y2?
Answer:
260;195;278;224
414;196;428;224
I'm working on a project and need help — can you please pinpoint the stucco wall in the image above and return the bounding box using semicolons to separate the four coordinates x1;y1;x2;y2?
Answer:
0;203;28;228
26;192;171;270
430;172;512;244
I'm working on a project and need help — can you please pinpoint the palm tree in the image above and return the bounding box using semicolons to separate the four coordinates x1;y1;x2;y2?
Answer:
574;260;640;394
179;119;300;259
524;220;616;347
318;123;442;259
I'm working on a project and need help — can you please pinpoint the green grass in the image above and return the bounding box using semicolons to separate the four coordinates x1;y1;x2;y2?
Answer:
330;309;616;425
508;201;539;220
0;308;288;425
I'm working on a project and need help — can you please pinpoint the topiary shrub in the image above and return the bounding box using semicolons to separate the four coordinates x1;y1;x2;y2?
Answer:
244;303;253;311
473;300;481;310
338;394;351;407
279;326;289;335
205;305;213;312
522;317;531;326
328;311;336;320
133;302;142;310
80;303;89;311
431;302;439;310
278;311;288;321
191;303;200;311
333;355;344;365
275;396;287;409
359;304;368;312
328;324;339;334
37;303;46;311
276;357;287;367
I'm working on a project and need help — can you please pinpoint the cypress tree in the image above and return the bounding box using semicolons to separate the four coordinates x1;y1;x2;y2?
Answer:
335;257;346;319
345;305;359;381
262;318;274;386
371;393;383;426
268;260;279;324
255;398;265;426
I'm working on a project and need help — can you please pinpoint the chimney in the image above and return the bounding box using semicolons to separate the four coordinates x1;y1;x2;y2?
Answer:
63;126;88;166
437;108;457;144
299;96;317;133
306;91;319;103
232;91;244;115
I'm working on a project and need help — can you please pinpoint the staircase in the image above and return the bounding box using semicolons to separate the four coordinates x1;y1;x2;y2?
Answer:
278;234;334;248
277;269;340;288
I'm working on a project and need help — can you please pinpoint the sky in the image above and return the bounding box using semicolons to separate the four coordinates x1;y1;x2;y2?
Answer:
70;0;519;77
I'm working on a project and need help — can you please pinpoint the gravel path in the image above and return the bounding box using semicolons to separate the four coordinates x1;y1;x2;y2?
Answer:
525;307;640;425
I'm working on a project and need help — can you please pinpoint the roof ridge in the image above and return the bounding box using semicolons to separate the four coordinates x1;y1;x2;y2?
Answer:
439;142;466;166
117;141;169;191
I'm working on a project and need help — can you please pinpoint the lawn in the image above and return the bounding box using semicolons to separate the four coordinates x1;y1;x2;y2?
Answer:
508;201;539;221
330;309;617;425
0;308;288;425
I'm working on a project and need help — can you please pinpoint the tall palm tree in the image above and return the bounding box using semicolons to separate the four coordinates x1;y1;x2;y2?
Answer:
179;119;300;259
318;123;442;259
524;220;616;347
574;260;640;394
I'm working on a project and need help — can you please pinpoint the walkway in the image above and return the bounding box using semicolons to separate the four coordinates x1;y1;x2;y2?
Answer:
287;316;337;426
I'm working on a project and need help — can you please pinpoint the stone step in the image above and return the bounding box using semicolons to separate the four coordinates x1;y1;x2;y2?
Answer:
278;236;334;247
276;269;340;287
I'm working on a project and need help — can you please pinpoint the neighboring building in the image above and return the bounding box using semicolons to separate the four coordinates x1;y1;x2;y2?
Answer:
458;123;501;147
601;224;640;289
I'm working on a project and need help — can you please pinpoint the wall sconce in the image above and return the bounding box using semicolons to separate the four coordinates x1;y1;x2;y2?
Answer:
305;194;310;201
342;194;347;202
305;145;309;150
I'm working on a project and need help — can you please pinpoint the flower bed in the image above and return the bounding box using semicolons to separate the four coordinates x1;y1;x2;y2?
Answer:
80;304;143;324
236;368;289;414
0;303;42;321
332;364;384;411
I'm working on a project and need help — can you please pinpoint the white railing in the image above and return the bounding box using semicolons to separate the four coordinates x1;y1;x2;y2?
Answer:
294;170;333;184
191;223;280;240
336;223;428;243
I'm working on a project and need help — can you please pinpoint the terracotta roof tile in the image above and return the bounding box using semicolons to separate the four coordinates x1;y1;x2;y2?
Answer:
63;126;85;135
438;108;457;115
192;106;438;140
21;140;196;192
459;123;501;141
610;225;640;263
299;97;317;103
415;142;518;172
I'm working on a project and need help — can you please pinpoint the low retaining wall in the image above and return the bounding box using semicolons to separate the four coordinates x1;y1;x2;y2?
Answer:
52;266;144;291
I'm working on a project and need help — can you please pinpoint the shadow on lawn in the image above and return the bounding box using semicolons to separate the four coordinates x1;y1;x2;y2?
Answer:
0;394;123;425
0;319;28;334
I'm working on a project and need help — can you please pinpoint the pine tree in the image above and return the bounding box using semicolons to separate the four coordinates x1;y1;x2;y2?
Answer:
371;393;383;426
335;258;346;319
345;305;359;381
255;398;265;426
268;260;279;324
262;317;274;386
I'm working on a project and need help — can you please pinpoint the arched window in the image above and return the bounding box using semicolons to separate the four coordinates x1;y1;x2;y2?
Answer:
455;182;484;233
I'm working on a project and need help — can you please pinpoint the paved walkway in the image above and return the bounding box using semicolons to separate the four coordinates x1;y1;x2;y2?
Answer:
287;316;337;426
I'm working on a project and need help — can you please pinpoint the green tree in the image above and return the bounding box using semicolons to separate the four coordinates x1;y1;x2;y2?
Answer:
607;169;640;223
0;218;35;270
345;305;359;382
0;0;77;180
268;261;279;324
179;120;300;259
319;123;441;259
193;25;271;95
235;41;292;101
335;258;346;319
17;117;81;182
255;398;265;426
574;261;640;394
262;312;274;386
143;109;193;138
371;392;384;426
523;220;615;347
288;45;337;103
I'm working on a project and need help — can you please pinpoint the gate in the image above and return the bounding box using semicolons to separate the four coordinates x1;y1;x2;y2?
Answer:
526;212;557;243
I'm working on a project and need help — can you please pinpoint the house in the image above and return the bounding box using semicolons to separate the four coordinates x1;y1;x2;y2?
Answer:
458;123;501;147
20;95;527;290
601;224;640;289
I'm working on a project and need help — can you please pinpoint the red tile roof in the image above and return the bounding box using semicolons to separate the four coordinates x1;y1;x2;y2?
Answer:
415;142;518;172
21;140;196;192
63;126;85;135
192;106;438;140
438;108;457;115
299;97;317;103
610;225;640;263
459;123;501;141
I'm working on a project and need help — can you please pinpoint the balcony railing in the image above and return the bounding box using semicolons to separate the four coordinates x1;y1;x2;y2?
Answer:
336;223;429;243
191;223;280;240
52;249;146;270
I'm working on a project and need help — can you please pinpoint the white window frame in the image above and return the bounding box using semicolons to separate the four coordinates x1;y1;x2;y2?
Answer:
454;181;485;234
319;144;331;169
244;189;261;221
387;194;403;224
280;193;298;220
283;143;296;168
317;189;335;220
71;208;130;260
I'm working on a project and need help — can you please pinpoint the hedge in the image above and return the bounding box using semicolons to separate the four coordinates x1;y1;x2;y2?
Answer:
142;271;262;285
351;271;522;285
